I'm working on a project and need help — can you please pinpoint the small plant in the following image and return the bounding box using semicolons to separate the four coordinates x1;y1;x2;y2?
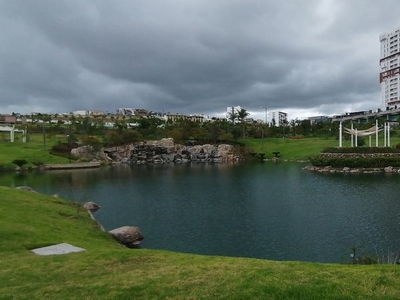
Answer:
12;159;28;168
349;246;377;265
32;160;44;167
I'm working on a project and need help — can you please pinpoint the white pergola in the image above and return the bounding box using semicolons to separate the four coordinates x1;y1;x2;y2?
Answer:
0;125;26;142
339;119;392;147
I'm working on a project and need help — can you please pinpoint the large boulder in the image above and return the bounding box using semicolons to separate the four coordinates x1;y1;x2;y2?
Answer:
109;226;144;248
15;186;37;193
83;201;101;212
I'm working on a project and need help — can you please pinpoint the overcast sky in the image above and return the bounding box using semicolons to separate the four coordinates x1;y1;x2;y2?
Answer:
1;0;399;120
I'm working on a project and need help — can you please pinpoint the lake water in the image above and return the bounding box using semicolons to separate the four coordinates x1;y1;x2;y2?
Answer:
2;162;400;263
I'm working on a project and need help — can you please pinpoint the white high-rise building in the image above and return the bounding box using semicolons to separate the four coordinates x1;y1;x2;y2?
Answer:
380;26;400;110
271;111;288;127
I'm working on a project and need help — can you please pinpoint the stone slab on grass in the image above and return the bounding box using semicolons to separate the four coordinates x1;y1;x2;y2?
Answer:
31;243;85;256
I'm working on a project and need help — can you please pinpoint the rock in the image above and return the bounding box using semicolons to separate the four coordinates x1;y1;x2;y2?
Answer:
384;166;394;173
83;201;101;212
343;167;350;172
15;186;37;193
52;194;60;198
109;226;144;248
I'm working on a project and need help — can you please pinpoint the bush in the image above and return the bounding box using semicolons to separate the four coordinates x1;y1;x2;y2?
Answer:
12;159;28;167
321;147;400;154
32;161;44;167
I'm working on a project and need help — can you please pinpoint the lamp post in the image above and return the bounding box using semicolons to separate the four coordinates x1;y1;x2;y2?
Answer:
260;105;268;124
67;123;72;163
260;105;268;150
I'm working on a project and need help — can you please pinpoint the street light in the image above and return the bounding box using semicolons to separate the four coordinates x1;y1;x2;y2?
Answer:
260;105;268;124
260;105;268;150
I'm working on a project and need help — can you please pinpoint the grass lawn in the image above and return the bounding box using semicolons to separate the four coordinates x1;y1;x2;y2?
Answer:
2;186;400;299
0;134;70;168
243;135;400;160
242;137;343;160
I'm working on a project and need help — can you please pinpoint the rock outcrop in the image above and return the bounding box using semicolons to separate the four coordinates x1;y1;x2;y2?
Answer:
87;138;240;165
109;226;144;248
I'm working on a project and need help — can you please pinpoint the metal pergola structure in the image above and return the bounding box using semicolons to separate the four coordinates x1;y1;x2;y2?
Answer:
338;119;393;147
0;125;26;142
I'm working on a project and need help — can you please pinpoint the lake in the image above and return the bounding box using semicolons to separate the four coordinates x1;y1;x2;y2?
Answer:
2;162;400;263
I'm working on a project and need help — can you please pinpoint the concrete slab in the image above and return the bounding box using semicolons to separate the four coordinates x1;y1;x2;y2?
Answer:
31;243;86;256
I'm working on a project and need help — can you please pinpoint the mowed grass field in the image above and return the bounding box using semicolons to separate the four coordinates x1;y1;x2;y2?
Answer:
2;186;400;299
243;137;345;160
244;134;400;160
0;134;70;168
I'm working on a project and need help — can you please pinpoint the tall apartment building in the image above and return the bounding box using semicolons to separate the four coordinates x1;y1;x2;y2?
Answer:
380;26;400;109
271;111;288;126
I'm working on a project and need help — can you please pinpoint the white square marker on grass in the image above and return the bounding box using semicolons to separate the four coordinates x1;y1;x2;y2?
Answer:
31;243;85;256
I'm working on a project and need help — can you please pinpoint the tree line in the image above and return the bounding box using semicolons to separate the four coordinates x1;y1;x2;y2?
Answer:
17;110;345;147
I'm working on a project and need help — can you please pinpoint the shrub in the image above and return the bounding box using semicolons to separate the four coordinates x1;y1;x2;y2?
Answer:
12;159;28;167
32;161;44;167
321;147;400;154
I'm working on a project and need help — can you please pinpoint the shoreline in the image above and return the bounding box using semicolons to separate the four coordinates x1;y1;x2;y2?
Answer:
303;165;400;174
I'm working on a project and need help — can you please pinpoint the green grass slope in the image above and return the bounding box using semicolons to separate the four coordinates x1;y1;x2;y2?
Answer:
0;135;70;168
2;186;400;299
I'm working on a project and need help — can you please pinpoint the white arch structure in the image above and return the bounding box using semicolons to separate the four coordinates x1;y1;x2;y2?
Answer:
0;125;26;142
339;120;391;147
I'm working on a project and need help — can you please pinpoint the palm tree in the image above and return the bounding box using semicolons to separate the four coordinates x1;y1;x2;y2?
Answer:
227;111;238;124
236;108;249;138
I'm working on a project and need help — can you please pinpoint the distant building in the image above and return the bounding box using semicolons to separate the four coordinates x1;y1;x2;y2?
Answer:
134;109;149;116
90;110;105;116
308;116;330;125
226;106;241;122
72;110;89;116
380;26;400;109
164;113;207;123
117;108;135;115
0;115;16;124
271;111;288;126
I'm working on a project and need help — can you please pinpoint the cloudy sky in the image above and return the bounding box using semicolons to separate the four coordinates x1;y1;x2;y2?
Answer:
1;0;399;120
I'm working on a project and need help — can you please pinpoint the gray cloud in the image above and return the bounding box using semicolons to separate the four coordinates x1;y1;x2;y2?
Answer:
0;0;398;118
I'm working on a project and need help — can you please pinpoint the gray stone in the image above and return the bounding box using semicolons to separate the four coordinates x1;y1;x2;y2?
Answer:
109;226;144;248
31;243;85;256
15;186;37;193
384;166;394;173
83;201;101;212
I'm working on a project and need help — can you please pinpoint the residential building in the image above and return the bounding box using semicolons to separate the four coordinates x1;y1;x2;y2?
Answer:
117;108;135;115
271;111;288;126
164;113;208;123
72;110;89;116
380;26;400;109
0;115;16;124
226;106;241;122
308;115;330;125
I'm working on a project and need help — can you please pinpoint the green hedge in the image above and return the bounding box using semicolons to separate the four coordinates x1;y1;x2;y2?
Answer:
321;147;400;154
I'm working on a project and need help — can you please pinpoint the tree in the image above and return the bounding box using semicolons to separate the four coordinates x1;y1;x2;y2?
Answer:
236;108;249;138
227;111;238;124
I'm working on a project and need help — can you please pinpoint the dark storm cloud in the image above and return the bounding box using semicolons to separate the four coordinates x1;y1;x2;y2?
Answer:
0;0;399;118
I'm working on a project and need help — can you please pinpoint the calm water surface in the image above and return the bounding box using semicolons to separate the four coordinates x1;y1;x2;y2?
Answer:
2;162;400;263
